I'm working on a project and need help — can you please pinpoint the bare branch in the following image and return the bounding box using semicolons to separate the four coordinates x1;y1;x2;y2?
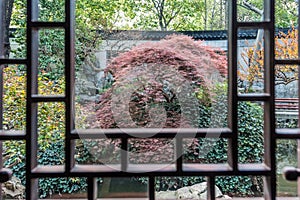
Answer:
242;0;263;15
165;4;183;28
151;0;166;30
84;56;103;73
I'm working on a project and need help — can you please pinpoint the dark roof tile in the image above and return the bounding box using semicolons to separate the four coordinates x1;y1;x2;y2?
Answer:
99;28;290;41
9;27;291;41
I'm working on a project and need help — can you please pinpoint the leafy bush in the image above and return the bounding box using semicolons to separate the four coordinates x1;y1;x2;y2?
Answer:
276;118;298;173
132;99;264;196
10;0;102;81
152;101;264;196
94;34;227;129
215;101;264;196
2;66;88;198
37;135;87;198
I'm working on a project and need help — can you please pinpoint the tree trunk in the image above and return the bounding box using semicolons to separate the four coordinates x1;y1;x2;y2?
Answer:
224;0;228;29
3;0;15;58
242;1;264;51
210;0;217;30
219;0;223;29
204;0;207;30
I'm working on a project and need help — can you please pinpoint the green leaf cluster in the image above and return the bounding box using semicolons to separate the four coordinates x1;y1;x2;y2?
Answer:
182;100;264;196
2;66;89;198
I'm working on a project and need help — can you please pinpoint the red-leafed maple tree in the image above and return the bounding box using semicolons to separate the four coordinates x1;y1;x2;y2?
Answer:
86;35;227;164
93;34;227;129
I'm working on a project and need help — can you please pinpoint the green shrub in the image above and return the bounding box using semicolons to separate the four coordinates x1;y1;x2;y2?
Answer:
2;66;88;198
276;118;298;173
129;84;264;197
153;100;264;196
213;101;264;196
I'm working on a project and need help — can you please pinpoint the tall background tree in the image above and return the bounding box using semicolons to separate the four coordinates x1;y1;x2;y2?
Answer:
124;0;206;30
3;0;14;58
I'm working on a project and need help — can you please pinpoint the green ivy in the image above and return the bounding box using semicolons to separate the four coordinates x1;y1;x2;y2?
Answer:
134;84;265;197
156;101;264;196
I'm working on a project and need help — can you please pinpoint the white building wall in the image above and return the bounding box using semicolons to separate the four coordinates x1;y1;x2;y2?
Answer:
97;38;256;70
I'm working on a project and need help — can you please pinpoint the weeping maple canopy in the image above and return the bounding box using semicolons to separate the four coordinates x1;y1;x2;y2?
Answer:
93;34;227;129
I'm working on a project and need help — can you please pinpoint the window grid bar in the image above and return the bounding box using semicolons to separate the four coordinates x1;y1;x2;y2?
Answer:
0;59;27;64
148;176;155;200
0;130;26;140
276;128;300;139
175;137;183;172
30;168;273;177
275;59;300;65
87;177;98;200
297;0;300;195
31;95;66;102
29;21;66;28
0;0;4;198
263;0;276;199
227;0;239;173
64;0;76;173
71;128;233;139
26;0;40;199
207;176;216;199
237;93;271;101
121;138;128;172
237;21;272;29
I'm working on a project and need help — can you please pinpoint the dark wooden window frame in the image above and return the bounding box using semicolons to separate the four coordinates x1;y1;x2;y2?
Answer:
1;0;300;199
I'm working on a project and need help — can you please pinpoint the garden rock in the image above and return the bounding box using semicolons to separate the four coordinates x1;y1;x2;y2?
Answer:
177;186;199;199
189;182;223;199
156;191;177;199
2;176;25;199
156;182;232;199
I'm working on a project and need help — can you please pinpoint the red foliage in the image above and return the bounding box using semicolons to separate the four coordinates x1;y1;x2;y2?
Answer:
92;35;227;129
107;35;227;84
84;35;227;164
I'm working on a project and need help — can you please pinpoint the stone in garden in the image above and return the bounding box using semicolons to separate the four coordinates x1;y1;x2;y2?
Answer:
177;186;200;199
221;195;232;199
189;182;224;199
155;182;232;199
2;176;25;199
156;190;176;199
